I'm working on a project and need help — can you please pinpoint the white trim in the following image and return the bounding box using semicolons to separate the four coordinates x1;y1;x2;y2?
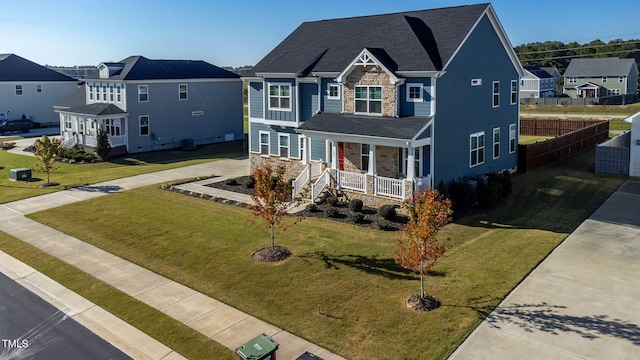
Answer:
470;131;485;167
311;72;340;77
179;83;188;100
299;135;307;164
354;85;383;115
138;84;149;102
510;79;518;105
327;83;341;100
278;133;290;158
406;83;424;102
493;127;500;159
249;118;297;128
336;48;399;85
139;115;150;136
267;82;292;111
259;130;270;155
297;129;430;148
492;81;500;108
396;70;445;77
509;123;516;154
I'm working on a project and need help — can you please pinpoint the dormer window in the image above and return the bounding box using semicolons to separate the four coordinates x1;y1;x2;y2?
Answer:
406;83;424;102
355;86;382;114
327;84;340;100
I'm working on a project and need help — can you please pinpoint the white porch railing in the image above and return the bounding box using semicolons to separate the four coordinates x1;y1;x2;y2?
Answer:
109;135;126;147
62;131;76;148
375;176;405;199
337;170;366;192
415;175;433;192
85;136;97;147
292;164;311;199
312;169;331;202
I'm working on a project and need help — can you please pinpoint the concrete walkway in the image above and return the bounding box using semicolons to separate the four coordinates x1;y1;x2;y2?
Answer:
449;180;640;359
0;157;344;360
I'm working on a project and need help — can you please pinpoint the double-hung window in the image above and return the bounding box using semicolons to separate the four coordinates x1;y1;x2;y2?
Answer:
139;115;149;136
116;86;121;102
509;124;516;153
355;86;382;114
619;76;625;83
510;80;517;105
179;84;188;100
259;131;270;155
327;84;340;99
64;115;72;129
493;128;500;159
269;84;291;110
470;132;485;167
406;83;424;102
89;85;94;100
109;85;114;101
36;84;42;93
361;144;370;172
492;81;500;107
15;85;22;95
102;85;107;101
138;85;148;102
278;134;289;158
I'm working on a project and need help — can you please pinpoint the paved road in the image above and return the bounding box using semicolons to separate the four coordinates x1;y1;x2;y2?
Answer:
0;272;131;360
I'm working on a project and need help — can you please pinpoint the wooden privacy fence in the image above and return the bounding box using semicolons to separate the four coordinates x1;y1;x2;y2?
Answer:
518;121;609;172
520;119;605;137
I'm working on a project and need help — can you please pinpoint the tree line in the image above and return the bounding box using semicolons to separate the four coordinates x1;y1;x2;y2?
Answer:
515;38;640;73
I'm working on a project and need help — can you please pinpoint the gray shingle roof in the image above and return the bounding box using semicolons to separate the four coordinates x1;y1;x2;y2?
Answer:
0;54;76;82
564;57;638;77
86;56;239;80
251;4;490;75
61;103;126;116
296;112;430;140
524;66;553;79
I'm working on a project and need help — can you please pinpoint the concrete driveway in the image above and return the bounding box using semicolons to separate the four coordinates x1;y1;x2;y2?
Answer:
449;180;640;359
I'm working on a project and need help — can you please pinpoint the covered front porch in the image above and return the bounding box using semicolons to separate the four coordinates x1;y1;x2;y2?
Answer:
56;103;128;153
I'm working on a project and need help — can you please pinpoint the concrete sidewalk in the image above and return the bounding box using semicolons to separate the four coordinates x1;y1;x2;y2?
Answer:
0;158;345;360
449;180;640;359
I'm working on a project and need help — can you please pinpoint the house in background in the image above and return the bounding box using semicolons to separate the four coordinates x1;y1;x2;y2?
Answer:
541;66;561;88
55;56;243;155
245;3;523;205
563;57;638;101
0;54;78;124
520;66;558;100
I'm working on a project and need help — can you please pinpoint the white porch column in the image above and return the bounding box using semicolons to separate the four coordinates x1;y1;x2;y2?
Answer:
368;143;376;175
329;140;337;170
406;147;415;180
301;136;308;165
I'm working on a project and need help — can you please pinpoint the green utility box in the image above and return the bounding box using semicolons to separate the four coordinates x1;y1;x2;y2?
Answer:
235;333;278;360
10;168;31;181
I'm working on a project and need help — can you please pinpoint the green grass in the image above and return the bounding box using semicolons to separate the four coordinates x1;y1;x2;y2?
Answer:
519;135;554;145
23;149;624;360
0;141;244;204
520;102;640;115
0;232;236;360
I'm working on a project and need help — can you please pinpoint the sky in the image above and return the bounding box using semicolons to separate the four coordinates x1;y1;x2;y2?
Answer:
3;0;640;68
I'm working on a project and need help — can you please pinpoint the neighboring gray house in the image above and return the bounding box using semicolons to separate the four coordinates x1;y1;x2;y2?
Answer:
520;66;558;100
0;54;78;124
55;56;243;155
245;3;524;204
563;57;638;100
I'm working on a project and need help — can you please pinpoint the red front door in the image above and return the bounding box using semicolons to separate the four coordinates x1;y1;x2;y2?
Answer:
338;142;345;170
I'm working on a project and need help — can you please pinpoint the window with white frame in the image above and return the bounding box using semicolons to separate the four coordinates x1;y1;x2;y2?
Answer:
105;118;122;136
619;76;625;83
406;83;424;102
269;83;291;110
355;86;382;114
278;133;289;158
116;86;121;102
36;84;42;93
299;136;305;159
139;115;149;136
602;77;607;83
492;81;500;108
102;85;107;101
179;84;188;100
509;124;516;153
510;80;517;104
109;85;114;101
138;85;148;102
568;77;577;84
89;84;94;100
15;85;22;95
259;131;270;155
361;144;370;172
470;132;485;167
493;128;500;159
64;115;72;129
327;84;340;100
94;84;99;100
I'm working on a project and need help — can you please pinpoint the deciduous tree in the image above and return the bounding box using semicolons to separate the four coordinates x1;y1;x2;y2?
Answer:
395;188;453;301
249;164;302;251
33;135;62;185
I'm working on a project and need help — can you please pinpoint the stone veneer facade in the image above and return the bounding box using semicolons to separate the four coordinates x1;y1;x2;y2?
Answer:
249;154;308;182
342;142;400;178
343;65;396;117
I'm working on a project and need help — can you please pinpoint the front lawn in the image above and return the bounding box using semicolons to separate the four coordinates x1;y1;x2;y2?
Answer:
0;141;244;204
23;149;624;359
520;102;640;115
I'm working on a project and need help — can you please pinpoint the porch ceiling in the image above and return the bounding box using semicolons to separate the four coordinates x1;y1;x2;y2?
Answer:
297;112;431;143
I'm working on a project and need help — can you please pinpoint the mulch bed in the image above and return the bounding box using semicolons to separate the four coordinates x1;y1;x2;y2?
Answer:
207;175;409;231
406;294;441;311
252;246;292;262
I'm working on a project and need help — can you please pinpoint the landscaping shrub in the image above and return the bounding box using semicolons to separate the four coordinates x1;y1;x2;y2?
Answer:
305;203;317;212
436;180;449;199
324;206;339;218
348;199;363;212
326;196;339;206
349;211;364;223
59;148;95;162
224;178;238;186
244;176;255;188
378;204;396;220
377;220;391;230
0;141;16;150
479;174;503;208
449;182;473;209
498;170;512;197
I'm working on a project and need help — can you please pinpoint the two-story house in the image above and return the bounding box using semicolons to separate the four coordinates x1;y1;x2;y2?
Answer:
245;3;523;205
520;66;558;100
55;56;243;155
0;54;78;124
563;57;638;100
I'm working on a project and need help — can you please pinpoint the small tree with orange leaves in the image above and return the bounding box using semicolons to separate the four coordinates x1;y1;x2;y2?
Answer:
249;164;302;253
395;188;453;307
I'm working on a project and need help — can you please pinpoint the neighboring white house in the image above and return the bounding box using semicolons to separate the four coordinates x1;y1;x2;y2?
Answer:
0;54;78;124
520;66;558;100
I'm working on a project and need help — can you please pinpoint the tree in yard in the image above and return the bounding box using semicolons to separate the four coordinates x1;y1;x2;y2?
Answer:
395;188;453;310
33;135;62;185
95;128;111;160
249;164;302;261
